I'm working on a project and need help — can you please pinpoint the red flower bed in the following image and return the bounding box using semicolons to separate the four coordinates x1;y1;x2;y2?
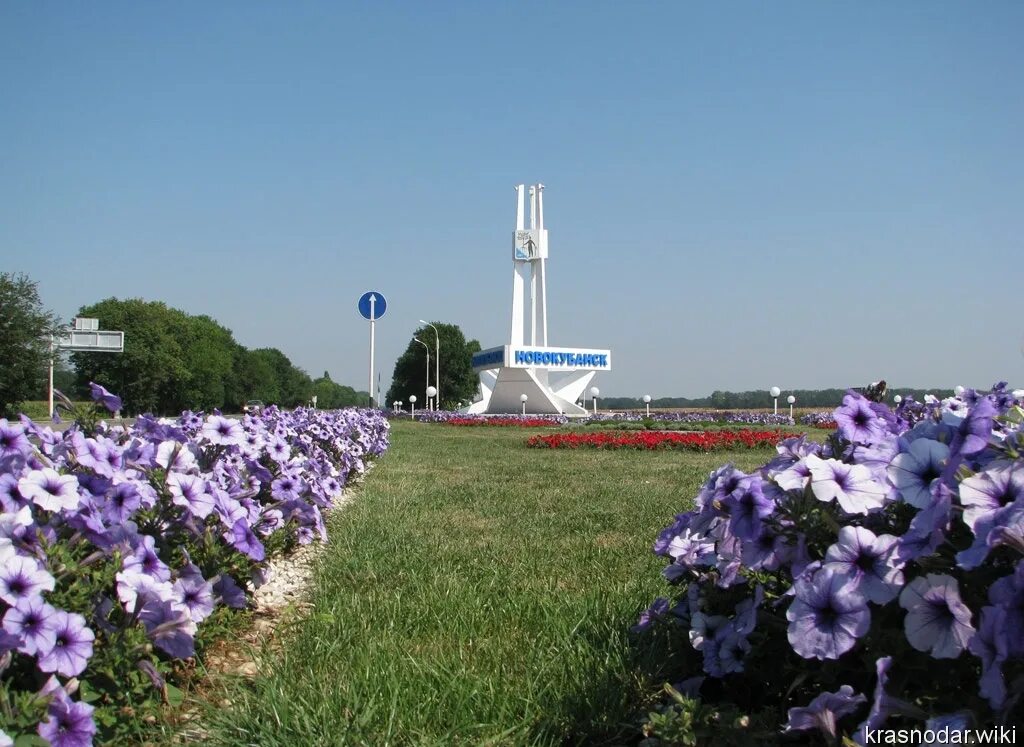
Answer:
812;421;838;430
526;430;791;450
447;417;560;427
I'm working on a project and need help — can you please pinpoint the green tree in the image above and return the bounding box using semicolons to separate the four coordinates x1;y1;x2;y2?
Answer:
174;315;237;412
248;348;312;408
233;347;280;406
386;322;480;408
70;298;191;415
0;273;61;417
312;371;367;409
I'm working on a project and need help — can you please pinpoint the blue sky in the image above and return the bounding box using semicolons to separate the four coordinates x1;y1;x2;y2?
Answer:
2;2;1021;400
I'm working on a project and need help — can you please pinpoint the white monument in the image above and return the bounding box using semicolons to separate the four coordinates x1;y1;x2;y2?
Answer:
464;184;611;416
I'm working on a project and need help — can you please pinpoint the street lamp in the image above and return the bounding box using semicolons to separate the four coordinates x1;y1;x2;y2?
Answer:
893;395;903;404
426;386;437;411
419;320;440;407
408;394;417;416
413;337;430;409
642;394;652;418
590;386;600;415
787;394;796;419
770;386;781;415
954;385;965;397
520;393;528;415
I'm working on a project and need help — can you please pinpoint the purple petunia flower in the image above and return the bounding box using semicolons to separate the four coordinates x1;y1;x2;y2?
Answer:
824;527;904;604
959;462;1024;531
957;495;1024;569
266;436;291;463
102;481;142;524
741;528;796;571
732;586;763;637
37;610;94;677
0;419;30;460
123;535;171;582
835;392;887;444
722;477;773;541
988;561;1024;658
899;574;975;658
38;695;97;747
141;598;197;658
201;415;245;446
116;570;174;613
806;455;888;515
969;605;1008;709
886;438;949;509
0;554;55;606
89;381;123;413
0;474;27;512
213;574;248;609
947;396;997;460
787;566;870;660
665;529;715;573
785;685;866;740
155;440;197;473
3;595;58;655
706;628;749;676
225;519;265;561
854;657;891;740
271;474;307;502
166;472;215;519
18;468;80;512
173;572;215;624
631;597;670;633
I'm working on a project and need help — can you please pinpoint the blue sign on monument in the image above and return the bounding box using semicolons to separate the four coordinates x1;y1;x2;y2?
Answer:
357;291;387;321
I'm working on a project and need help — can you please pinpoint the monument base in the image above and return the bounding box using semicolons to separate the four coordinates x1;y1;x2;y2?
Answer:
464;366;596;416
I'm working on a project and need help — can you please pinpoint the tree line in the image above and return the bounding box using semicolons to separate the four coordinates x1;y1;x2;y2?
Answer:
69;298;369;415
0;273;368;417
600;386;954;411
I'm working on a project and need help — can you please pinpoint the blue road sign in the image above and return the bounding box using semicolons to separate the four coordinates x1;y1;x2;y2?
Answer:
358;291;387;321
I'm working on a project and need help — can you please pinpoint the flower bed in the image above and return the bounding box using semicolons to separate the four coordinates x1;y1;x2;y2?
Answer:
527;430;789;451
800;411;838;429
413;411;568;425
0;385;389;745
634;383;1024;744
587;411;795;426
410;410;795;426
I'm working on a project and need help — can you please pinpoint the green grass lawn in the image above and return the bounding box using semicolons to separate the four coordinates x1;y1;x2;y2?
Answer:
195;421;772;746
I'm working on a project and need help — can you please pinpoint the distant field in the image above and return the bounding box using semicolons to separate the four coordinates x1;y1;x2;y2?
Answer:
192;420;774;746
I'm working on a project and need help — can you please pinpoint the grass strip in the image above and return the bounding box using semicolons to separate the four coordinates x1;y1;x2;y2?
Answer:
194;420;769;746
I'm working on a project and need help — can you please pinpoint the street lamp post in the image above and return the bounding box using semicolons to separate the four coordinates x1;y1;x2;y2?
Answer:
642;394;652;418
419;320;440;407
409;395;417;417
893;395;902;405
590;386;600;415
787;395;796;420
770;386;781;415
413;337;430;410
520;393;528;415
426;386;437;411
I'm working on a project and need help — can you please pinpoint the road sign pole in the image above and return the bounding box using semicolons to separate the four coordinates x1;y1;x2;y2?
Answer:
48;335;54;418
369;295;376;408
358;291;387;409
